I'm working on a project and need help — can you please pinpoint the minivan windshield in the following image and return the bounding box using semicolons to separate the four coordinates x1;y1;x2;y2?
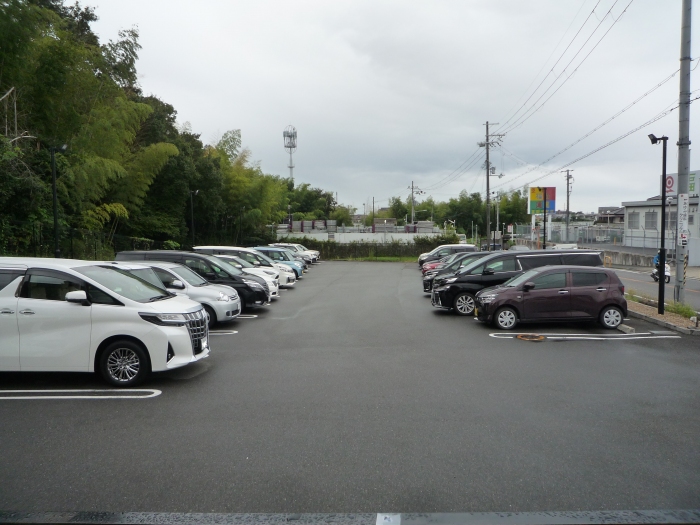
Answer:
207;255;243;276
76;265;171;303
504;269;540;287
171;265;208;286
127;268;168;290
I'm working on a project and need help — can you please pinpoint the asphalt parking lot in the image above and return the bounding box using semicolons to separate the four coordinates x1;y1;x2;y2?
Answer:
1;261;699;513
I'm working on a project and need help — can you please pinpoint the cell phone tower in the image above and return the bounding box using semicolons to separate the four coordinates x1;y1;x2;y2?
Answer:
283;125;297;180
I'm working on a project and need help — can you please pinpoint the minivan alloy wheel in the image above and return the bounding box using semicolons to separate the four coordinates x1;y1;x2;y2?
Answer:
107;348;140;382
453;292;476;316
99;340;149;387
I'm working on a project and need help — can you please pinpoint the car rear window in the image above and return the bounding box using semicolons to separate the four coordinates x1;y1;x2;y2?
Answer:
518;255;562;270
571;272;608;287
562;253;603;266
0;270;24;292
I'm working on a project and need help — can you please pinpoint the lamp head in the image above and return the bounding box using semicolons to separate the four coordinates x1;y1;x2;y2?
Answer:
648;134;659;145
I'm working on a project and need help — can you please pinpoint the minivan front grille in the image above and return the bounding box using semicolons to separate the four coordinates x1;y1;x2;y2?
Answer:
184;309;208;355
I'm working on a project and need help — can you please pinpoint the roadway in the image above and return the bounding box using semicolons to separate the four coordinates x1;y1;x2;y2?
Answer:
615;268;700;312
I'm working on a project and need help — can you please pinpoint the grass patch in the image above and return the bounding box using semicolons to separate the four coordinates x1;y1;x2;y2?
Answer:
666;302;698;319
626;289;697;319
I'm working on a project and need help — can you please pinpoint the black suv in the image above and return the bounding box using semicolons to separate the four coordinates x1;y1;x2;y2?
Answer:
115;251;270;311
431;250;603;316
422;251;491;292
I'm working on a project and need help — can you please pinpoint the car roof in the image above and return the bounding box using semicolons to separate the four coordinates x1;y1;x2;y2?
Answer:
0;256;113;270
531;264;613;271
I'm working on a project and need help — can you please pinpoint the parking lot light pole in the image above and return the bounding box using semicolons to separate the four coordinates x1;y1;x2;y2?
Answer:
50;144;67;258
649;134;668;314
190;190;199;248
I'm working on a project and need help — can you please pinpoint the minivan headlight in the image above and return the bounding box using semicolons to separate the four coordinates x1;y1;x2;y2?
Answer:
243;279;264;289
139;312;187;326
217;292;230;302
444;277;457;284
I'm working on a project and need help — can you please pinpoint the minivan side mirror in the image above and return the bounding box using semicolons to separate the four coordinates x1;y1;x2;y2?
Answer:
168;279;186;290
522;281;536;291
204;272;217;280
253;261;261;266
235;264;243;269
65;290;90;305
483;268;495;275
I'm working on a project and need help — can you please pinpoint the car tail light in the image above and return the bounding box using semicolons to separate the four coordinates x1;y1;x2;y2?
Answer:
620;285;625;294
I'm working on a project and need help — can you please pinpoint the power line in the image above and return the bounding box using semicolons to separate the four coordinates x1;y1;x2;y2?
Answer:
501;102;679;194
495;0;602;133
492;67;681;190
500;0;635;136
422;147;482;191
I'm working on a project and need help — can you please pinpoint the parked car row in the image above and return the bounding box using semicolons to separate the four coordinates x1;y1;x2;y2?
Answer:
418;245;627;330
0;245;319;387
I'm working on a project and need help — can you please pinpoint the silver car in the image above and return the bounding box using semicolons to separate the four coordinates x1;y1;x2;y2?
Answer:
138;261;242;328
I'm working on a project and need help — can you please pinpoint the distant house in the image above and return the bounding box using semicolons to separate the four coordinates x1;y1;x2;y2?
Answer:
597;206;625;224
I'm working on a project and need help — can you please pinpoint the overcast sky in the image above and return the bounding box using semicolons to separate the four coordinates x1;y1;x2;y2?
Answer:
90;0;700;214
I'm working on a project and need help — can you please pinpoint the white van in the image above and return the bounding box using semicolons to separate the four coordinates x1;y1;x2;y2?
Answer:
0;257;209;387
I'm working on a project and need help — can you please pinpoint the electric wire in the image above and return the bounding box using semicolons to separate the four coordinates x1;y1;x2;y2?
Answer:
495;0;601;133
499;0;634;136
492;67;681;189
497;102;680;195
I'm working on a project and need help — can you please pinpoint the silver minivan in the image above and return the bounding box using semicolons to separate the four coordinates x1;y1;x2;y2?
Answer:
111;261;241;328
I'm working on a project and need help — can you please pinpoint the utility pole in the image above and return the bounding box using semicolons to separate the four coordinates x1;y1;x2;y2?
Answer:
411;181;415;224
538;186;548;249
562;170;574;243
408;181;425;225
478;121;504;251
675;0;692;303
372;196;375;219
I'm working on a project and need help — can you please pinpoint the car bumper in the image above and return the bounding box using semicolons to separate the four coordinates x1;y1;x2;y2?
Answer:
431;288;449;309
211;298;241;323
423;277;434;292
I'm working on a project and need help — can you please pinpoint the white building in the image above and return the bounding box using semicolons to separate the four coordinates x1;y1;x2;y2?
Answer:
622;195;699;263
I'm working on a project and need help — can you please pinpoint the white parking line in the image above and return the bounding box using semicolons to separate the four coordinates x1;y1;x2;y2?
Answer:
209;330;238;335
0;389;162;400
489;332;681;341
238;314;258;319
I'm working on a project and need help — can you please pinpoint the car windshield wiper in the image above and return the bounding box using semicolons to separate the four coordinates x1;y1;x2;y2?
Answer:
147;294;172;302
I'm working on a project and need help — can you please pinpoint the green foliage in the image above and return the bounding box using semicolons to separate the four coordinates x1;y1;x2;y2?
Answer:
666;302;698;319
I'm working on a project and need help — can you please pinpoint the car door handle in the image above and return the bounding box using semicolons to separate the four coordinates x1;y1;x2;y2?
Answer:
1;309;14;314
19;309;35;315
596;287;607;291
558;290;569;294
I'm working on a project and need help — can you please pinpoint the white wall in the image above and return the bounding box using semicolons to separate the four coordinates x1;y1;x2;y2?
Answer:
277;232;444;244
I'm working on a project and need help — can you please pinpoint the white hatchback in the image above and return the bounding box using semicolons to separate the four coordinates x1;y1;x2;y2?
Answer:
0;257;210;387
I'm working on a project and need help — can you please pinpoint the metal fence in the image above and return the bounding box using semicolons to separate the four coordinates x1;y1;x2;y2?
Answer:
512;223;684;259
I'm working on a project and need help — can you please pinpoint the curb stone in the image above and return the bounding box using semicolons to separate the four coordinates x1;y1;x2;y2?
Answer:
617;324;635;334
627;310;700;336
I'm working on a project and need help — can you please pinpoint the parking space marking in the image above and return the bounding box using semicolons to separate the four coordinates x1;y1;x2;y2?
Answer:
489;332;681;341
210;330;238;335
238;314;258;319
0;389;161;400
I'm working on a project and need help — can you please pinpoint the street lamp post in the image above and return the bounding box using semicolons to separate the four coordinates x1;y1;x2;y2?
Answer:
50;144;67;258
649;134;668;315
190;190;199;248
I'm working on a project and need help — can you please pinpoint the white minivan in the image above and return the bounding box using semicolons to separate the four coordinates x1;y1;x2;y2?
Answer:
0;257;210;387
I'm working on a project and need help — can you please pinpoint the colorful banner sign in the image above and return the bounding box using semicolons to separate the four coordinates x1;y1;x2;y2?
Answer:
528;186;556;213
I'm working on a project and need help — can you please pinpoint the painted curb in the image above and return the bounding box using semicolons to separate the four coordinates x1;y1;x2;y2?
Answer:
627;310;700;336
